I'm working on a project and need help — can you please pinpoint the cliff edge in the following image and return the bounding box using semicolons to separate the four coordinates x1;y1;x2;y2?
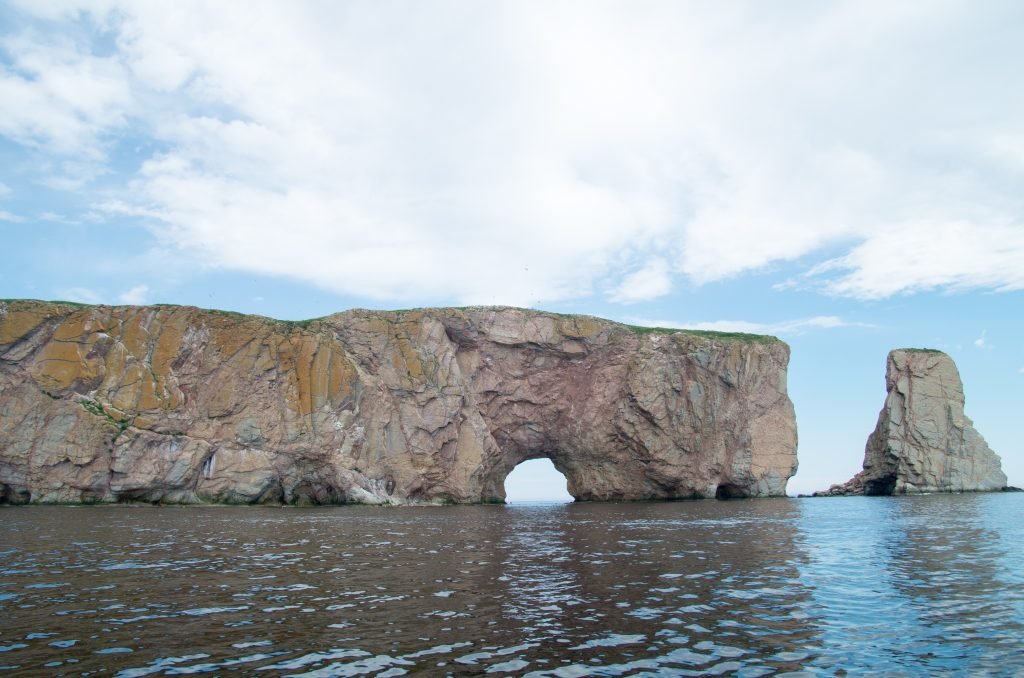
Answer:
0;300;797;504
819;349;1006;496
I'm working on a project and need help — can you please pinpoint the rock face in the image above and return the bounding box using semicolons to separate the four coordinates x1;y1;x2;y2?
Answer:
821;349;1006;496
0;300;797;504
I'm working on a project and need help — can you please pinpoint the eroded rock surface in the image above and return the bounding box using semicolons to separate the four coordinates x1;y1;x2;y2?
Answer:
820;349;1006;496
0;301;797;504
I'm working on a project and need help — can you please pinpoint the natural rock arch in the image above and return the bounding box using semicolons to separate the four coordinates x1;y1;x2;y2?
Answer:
500;456;572;502
0;302;799;504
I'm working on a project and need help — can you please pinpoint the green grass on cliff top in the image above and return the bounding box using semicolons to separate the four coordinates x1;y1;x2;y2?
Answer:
0;299;327;329
622;323;778;343
381;305;780;343
10;299;92;308
1;299;780;343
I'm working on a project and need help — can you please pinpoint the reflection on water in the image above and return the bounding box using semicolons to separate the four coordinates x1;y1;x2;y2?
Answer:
0;495;1021;675
887;496;1024;671
794;494;1024;675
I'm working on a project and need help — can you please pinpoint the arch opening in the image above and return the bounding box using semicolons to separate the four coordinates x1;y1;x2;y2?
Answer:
503;457;573;504
715;483;750;500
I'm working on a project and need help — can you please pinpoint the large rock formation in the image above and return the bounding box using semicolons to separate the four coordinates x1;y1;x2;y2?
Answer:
0;300;797;504
820;349;1006;496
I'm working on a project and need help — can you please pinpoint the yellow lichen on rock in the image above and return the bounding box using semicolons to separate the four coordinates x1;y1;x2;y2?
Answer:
559;315;604;339
209;316;261;358
292;333;320;417
49;314;92;343
0;307;51;346
392;333;425;384
326;345;358;406
0;301;798;505
28;334;102;391
149;312;187;374
285;335;360;416
117;309;152;358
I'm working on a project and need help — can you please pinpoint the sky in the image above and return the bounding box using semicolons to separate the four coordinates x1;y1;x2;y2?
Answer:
1;1;1022;499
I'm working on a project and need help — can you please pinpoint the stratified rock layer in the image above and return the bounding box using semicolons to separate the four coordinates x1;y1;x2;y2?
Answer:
821;349;1006;496
0;301;797;504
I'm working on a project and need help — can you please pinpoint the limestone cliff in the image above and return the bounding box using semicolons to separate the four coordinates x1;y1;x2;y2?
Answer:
820;349;1006;496
0;300;797;504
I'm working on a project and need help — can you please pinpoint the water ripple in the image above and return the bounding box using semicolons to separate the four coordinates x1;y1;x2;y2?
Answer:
0;495;1021;674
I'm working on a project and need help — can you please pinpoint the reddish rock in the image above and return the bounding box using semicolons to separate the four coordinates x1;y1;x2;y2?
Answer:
0;301;797;504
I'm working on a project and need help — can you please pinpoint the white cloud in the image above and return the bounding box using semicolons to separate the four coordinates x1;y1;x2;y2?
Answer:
974;330;987;349
117;284;148;305
57;286;102;304
3;2;1024;303
0;210;25;223
629;315;860;337
0;181;10;197
812;222;1024;298
0;32;132;159
38;211;80;225
608;258;672;304
984;132;1024;173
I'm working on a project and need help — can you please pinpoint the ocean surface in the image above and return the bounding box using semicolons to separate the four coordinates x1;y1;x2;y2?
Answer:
1;494;1022;676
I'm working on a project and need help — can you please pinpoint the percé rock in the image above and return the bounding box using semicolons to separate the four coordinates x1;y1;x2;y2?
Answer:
819;349;1006;496
0;300;797;505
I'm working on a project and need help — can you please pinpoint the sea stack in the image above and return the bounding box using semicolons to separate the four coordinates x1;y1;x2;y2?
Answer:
821;348;1006;496
0;301;798;504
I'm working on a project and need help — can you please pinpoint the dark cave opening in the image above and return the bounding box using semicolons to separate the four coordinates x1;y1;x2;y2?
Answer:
864;474;898;496
715;483;750;500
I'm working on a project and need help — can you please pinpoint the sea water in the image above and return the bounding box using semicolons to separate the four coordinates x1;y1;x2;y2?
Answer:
1;493;1021;676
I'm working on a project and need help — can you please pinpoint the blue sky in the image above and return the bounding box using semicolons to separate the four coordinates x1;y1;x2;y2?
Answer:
1;1;1022;497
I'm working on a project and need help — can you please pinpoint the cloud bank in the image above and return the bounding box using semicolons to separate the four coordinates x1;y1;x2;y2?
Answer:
2;1;1023;304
